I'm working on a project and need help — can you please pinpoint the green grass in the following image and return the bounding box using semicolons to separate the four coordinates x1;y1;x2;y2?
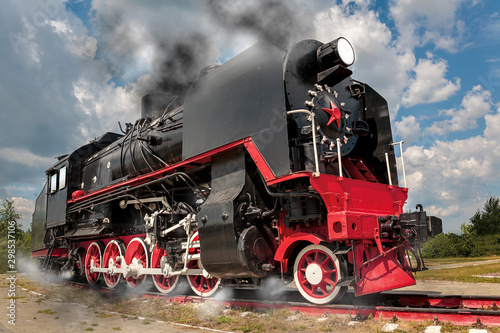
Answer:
2;296;26;300
422;255;500;267
416;261;500;283
97;312;115;318
37;309;56;315
216;316;232;324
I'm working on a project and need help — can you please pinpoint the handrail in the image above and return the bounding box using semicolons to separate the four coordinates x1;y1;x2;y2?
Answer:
389;141;407;188
385;152;392;186
336;138;343;178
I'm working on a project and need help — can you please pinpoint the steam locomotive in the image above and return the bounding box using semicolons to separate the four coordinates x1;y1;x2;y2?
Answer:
32;37;423;304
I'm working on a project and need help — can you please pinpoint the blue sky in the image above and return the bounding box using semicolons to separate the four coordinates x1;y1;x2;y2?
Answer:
1;0;499;233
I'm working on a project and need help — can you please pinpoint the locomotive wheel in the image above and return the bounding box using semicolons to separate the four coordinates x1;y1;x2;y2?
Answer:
186;232;220;297
186;259;220;297
151;246;179;294
293;244;347;304
103;240;126;289
124;237;150;288
85;241;104;285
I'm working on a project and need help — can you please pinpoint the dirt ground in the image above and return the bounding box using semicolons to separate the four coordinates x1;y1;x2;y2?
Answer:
1;272;494;333
0;285;215;333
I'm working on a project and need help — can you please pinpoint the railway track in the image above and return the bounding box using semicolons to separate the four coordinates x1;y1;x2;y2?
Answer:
67;281;500;327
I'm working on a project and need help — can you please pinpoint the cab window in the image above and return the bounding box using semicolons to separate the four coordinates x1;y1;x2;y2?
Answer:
50;173;58;193
58;166;67;190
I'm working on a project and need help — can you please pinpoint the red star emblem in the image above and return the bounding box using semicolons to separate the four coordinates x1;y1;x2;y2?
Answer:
322;101;341;127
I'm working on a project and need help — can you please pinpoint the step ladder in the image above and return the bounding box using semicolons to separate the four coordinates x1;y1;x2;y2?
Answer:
342;158;378;182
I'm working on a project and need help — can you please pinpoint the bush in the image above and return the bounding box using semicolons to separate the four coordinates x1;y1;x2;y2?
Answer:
422;230;500;259
422;196;500;259
421;233;462;258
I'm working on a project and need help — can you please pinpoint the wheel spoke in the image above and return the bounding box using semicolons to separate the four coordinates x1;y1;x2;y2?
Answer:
319;256;331;268
85;242;104;285
318;283;328;295
125;238;149;288
103;240;124;288
323;277;336;286
323;267;337;274
185;233;219;297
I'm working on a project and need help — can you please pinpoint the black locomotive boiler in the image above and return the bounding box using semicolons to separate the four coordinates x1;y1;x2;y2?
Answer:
32;37;423;304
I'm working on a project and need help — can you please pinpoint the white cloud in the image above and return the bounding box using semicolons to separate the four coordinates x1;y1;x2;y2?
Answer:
394;115;420;144
406;170;424;190
49;19;97;59
0;148;54;168
484;106;500;143
402;55;461;107
313;2;464;116
390;0;470;52
404;103;500;232
73;77;146;139
426;85;493;135
426;204;462;219
12;197;35;220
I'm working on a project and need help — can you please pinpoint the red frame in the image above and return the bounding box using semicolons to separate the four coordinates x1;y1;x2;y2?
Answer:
244;141;414;296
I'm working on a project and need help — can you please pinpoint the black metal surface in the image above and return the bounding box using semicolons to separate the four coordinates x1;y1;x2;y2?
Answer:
198;150;248;277
102;114;183;184
284;39;323;113
32;183;47;251
350;84;399;185
197;150;276;278
183;41;290;178
46;158;68;228
68;132;123;194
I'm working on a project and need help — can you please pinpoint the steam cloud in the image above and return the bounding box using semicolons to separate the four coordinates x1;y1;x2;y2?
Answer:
206;0;310;49
92;0;313;95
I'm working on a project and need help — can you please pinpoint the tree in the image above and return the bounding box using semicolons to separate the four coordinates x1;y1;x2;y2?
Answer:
0;199;22;236
459;222;476;256
470;197;500;235
0;199;32;273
